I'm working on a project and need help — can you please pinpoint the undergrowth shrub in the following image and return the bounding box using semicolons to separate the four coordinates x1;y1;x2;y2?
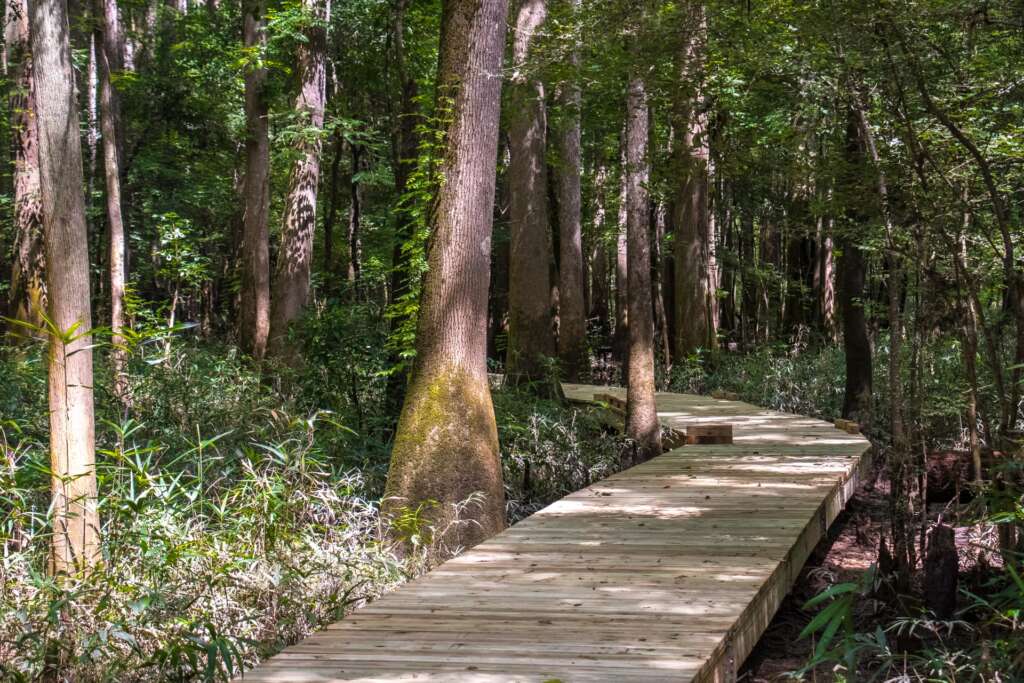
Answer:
493;388;624;522
0;414;410;682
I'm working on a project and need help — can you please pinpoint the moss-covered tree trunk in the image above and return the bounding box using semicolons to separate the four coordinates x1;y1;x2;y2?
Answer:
269;0;328;357
6;0;47;338
30;0;101;574
506;0;556;389
384;0;509;552
239;0;271;360
625;69;661;464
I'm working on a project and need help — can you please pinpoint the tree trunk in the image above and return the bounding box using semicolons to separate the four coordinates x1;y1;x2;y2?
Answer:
6;0;47;337
385;0;422;416
96;0;129;402
625;70;661;465
269;0;328;357
672;2;715;360
384;0;509;551
505;0;556;389
239;0;271;360
614;163;628;371
740;204;756;350
839;106;873;422
553;3;585;382
347;143;363;295
323;130;343;275
30;0;101;574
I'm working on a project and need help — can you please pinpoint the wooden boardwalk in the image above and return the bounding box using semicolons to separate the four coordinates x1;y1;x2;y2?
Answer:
245;385;872;682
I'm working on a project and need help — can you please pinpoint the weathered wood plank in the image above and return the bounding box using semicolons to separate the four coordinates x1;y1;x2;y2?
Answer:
242;384;871;682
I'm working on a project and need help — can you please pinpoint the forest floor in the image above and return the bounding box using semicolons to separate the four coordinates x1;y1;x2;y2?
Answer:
742;453;1002;681
743;459;888;680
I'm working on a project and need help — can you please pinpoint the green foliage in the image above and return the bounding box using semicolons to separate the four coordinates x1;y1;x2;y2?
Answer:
493;387;624;522
0;409;406;682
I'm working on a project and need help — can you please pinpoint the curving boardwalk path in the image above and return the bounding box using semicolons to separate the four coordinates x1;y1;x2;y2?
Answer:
245;385;872;682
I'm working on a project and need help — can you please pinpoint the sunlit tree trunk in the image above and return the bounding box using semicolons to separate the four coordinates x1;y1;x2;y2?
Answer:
239;0;271;360
553;0;585;382
506;0;556;388
96;0;129;402
624;69;661;464
30;0;100;574
269;0;328;357
6;0;47;337
385;0;509;551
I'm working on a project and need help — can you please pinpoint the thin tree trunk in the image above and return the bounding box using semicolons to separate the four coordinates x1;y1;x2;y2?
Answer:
346;143;363;296
30;0;100;574
323;130;343;275
553;0;585;382
385;0;422;416
505;0;556;389
625;68;661;464
384;0;509;552
6;0;47;337
839;106;873;422
652;201;672;378
614;160;628;371
269;0;328;357
239;0;271;360
96;0;129;403
740;204;756;350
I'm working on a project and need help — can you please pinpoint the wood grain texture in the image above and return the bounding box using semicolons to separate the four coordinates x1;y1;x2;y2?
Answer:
243;385;871;682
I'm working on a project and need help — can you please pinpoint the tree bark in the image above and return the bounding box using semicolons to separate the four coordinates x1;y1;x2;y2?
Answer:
96;0;129;402
672;1;715;360
346;143;364;294
505;0;556;388
323;130;343;275
614;161;628;370
839;106;873;422
553;0;585;382
625;70;661;464
30;0;100;574
6;0;47;337
385;0;422;416
269;0;328;357
384;0;509;551
239;0;271;360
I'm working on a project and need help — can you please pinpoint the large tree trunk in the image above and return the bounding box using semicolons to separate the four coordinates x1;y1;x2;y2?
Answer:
553;3;585;382
96;0;129;402
30;0;100;574
839;106;873;422
269;0;328;357
505;0;556;389
384;0;509;551
672;2;716;360
239;0;271;360
6;0;47;337
624;70;661;465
